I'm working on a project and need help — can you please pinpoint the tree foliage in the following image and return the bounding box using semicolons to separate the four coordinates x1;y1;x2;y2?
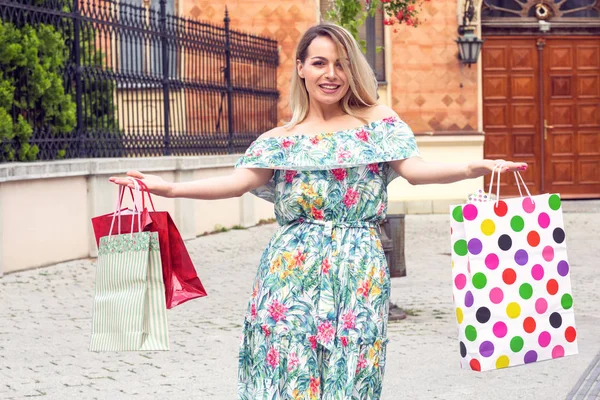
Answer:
0;0;121;162
325;0;426;48
0;23;76;161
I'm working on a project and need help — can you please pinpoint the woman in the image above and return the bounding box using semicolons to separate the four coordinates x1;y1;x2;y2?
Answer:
111;23;526;399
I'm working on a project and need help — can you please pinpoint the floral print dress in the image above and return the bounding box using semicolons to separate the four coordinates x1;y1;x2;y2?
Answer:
234;116;420;400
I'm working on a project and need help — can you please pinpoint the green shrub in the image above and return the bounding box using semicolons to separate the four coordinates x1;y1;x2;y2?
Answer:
0;22;75;162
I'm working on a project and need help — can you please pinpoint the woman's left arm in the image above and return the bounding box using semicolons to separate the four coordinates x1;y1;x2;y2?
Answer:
389;157;528;185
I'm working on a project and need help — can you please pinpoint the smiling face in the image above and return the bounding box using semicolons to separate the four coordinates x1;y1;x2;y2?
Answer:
296;35;350;108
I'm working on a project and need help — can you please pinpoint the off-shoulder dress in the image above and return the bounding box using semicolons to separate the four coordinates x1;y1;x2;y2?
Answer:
234;116;420;399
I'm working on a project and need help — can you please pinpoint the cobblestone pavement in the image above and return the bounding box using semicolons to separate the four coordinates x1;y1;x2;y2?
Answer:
566;351;600;399
1;200;598;400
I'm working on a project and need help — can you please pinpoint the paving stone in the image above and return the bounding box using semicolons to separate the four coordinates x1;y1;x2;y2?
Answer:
0;201;598;399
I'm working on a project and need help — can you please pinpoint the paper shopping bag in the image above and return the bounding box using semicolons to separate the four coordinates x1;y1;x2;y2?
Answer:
92;180;207;309
449;170;578;371
90;231;170;351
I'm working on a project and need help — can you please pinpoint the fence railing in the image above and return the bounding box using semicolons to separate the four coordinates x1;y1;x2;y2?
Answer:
0;0;279;161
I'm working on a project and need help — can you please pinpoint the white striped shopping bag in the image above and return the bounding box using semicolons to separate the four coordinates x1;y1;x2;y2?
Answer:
90;181;169;351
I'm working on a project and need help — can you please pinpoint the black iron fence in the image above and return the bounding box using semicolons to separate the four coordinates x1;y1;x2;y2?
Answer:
0;0;279;161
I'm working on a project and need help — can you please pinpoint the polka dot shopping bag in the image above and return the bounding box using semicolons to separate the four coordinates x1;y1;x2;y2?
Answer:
449;165;578;371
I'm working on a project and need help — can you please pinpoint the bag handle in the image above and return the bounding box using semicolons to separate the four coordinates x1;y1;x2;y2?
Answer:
487;162;533;205
109;185;126;238
132;179;156;212
130;179;142;236
113;178;156;213
107;179;143;240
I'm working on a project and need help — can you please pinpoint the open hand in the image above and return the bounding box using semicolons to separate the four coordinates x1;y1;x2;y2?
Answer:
108;170;174;198
468;160;528;178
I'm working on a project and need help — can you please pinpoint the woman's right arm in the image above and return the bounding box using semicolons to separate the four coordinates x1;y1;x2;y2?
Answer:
109;167;273;200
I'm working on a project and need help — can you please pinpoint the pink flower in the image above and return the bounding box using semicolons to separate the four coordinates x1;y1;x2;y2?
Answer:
343;188;360;208
382;116;396;124
340;336;349;347
336;149;352;163
377;202;386;215
357;279;370;298
294;250;306;267
285;170;297;183
357;354;368;371
317;321;335;344
331;168;347;181
310;136;320;145
309;335;317;350
368;163;379;174
287;351;299;371
261;325;271;337
356;129;369;142
321;258;331;274
282;139;294;149
342;311;356;329
311;206;324;220
251;303;257;320
383;17;394;25
268;299;288;322
252;149;263;156
310;376;321;396
267;346;280;368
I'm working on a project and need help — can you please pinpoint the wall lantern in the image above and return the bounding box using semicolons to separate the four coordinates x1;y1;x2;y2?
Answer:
456;0;484;67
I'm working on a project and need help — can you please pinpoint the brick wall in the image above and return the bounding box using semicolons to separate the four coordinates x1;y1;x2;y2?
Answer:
390;0;479;134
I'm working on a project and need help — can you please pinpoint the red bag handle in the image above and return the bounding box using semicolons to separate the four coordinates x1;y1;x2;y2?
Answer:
131;179;156;212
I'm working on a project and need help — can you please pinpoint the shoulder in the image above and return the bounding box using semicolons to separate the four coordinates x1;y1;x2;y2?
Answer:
360;104;400;123
256;126;290;140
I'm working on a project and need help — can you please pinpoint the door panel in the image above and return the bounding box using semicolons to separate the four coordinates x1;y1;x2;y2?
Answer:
482;38;540;196
483;36;600;198
543;39;600;197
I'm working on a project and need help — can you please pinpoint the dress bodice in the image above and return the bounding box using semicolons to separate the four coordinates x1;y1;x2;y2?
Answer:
235;116;420;225
270;164;390;226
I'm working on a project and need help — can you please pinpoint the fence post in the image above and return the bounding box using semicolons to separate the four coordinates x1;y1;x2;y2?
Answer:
224;8;234;154
160;0;171;156
73;0;84;158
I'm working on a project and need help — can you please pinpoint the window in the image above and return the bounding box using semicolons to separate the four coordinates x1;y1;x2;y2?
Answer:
119;0;177;78
482;0;600;19
319;0;386;83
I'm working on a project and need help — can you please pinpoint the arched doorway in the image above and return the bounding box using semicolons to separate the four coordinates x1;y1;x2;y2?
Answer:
480;0;600;198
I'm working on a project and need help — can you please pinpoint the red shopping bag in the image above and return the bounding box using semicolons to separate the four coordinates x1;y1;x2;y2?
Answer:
92;180;207;309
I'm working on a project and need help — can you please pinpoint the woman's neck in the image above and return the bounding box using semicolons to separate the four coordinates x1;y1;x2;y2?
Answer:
304;101;346;122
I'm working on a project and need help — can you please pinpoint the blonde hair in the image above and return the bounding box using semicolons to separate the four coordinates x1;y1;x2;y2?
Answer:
285;23;378;129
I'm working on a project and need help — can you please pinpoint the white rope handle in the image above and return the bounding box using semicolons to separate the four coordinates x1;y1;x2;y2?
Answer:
514;170;533;198
514;171;524;198
487;162;507;204
487;162;533;205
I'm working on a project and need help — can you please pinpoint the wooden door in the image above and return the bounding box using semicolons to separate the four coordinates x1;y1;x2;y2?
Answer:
482;38;541;196
543;38;600;198
482;37;600;198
